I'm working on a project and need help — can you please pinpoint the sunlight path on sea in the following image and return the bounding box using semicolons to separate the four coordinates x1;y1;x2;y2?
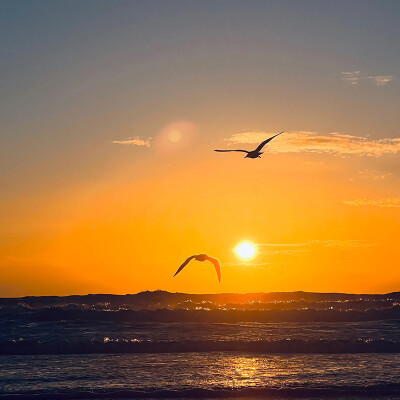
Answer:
1;353;400;397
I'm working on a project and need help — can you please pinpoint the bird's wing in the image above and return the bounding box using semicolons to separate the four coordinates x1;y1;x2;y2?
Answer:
214;149;249;153
173;256;195;277
254;131;284;152
207;256;221;283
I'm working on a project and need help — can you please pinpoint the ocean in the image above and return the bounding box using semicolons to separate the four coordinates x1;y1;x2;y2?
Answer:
1;291;400;399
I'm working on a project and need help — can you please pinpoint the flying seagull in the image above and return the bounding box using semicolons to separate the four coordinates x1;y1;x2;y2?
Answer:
173;254;221;282
215;131;284;158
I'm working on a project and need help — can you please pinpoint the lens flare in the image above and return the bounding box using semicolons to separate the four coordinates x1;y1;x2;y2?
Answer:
168;130;182;143
154;120;198;153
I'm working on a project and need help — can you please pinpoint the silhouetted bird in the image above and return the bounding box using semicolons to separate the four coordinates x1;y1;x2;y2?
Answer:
173;254;221;282
215;131;284;158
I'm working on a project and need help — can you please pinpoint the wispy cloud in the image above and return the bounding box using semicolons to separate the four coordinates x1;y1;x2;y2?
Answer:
224;131;400;157
343;198;400;208
359;169;392;180
340;71;394;86
310;240;375;248
257;243;308;248
341;70;361;85
224;262;271;267
257;240;374;256
112;137;152;147
257;239;371;248
261;249;311;256
368;76;394;86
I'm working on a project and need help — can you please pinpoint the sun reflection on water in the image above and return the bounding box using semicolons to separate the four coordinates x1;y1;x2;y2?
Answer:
219;355;297;388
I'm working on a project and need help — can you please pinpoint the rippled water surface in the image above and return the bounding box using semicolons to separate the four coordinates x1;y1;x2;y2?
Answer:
1;293;400;398
2;353;400;398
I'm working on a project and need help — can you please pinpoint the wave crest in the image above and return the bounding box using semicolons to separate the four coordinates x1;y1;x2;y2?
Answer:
2;337;400;355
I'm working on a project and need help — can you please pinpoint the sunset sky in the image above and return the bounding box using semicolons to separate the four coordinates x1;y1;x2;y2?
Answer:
1;0;400;296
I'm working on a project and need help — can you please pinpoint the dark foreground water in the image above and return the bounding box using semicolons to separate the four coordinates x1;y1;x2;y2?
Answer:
2;352;400;399
1;291;400;399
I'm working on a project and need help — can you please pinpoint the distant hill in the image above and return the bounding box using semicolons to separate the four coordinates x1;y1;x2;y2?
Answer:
1;290;399;310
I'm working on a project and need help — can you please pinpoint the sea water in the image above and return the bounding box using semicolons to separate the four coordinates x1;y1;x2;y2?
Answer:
1;292;400;398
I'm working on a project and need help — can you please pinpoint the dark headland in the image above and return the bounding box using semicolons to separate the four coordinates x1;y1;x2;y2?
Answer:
1;290;400;309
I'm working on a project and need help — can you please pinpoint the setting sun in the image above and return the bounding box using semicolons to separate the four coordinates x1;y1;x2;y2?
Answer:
235;242;257;259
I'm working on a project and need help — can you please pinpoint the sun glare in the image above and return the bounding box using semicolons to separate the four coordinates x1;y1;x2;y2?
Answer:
235;242;256;259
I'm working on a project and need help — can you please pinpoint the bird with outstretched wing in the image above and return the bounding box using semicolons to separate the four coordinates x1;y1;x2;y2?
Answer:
173;254;221;282
215;131;284;158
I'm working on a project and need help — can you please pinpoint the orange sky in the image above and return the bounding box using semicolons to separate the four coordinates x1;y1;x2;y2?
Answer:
1;1;400;296
1;132;400;296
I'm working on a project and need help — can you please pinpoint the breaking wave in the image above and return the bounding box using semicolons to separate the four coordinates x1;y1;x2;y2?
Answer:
16;304;400;323
2;337;400;355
